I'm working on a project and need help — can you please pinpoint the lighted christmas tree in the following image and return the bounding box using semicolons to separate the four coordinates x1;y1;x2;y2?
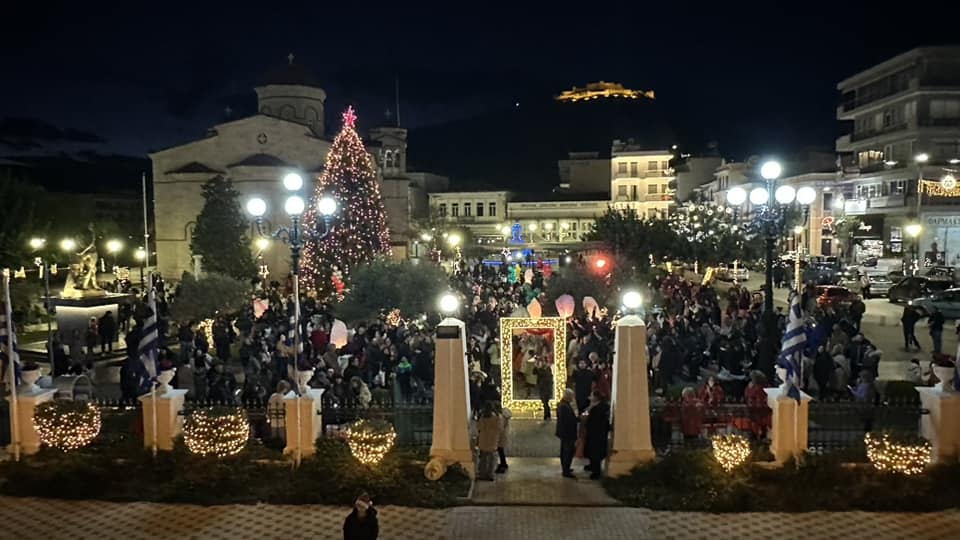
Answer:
300;107;391;295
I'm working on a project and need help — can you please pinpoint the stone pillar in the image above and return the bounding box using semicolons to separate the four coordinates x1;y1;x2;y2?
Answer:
283;388;324;459
16;387;57;455
607;315;655;477
139;388;189;451
426;317;474;480
764;387;812;464
917;387;960;463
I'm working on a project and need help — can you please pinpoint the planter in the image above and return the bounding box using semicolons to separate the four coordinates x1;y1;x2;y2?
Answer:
932;365;955;392
20;367;42;392
296;369;315;394
157;368;176;395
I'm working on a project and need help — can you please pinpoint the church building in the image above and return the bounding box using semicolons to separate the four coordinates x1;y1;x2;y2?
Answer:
150;59;447;280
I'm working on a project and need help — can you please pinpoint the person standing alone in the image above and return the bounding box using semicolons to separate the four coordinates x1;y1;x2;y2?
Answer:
901;305;921;351
556;388;578;479
929;307;945;354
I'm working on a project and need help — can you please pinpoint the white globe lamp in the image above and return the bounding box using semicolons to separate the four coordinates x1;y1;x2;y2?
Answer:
796;186;817;205
282;172;304;191
749;187;770;206
774;185;796;205
317;196;337;216
760;160;782;180
284;195;305;216
246;197;267;217
726;187;747;206
439;293;459;315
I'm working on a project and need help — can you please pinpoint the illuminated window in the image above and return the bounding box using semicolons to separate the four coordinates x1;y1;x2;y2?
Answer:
647;160;658;171
451;203;459;217
891;180;907;194
489;202;497;216
464;203;471;216
438;203;447;217
476;202;484;217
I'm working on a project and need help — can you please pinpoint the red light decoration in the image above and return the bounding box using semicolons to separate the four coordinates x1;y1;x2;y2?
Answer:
595;258;607;269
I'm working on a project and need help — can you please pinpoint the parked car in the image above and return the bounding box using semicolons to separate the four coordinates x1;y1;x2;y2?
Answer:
923;266;958;285
804;263;840;285
815;285;859;308
887;276;953;304
909;288;960;319
716;263;749;282
838;270;892;299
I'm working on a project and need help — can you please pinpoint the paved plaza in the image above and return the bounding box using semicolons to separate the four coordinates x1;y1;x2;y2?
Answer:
2;495;958;539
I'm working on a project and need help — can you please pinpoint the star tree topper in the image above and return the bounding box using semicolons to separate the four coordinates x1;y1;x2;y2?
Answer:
342;106;357;128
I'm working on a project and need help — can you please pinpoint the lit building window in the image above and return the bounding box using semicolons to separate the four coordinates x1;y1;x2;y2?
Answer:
489;202;497;216
464;203;471;216
647;160;658;171
476;202;484;217
438;203;447;217
451;203;459;217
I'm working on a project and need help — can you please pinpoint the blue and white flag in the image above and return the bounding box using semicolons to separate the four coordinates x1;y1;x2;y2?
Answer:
138;285;159;383
777;293;806;401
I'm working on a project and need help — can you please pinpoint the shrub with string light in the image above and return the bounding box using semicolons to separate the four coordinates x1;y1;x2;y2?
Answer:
33;400;101;451
865;432;931;475
183;408;249;458
670;201;760;265
300;107;392;296
346;419;397;466
711;434;751;472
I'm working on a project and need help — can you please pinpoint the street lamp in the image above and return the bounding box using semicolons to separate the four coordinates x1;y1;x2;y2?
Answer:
28;237;54;367
726;160;816;378
106;239;123;268
134;247;147;284
439;293;459;316
905;223;922;275
59;238;76;252
621;290;643;315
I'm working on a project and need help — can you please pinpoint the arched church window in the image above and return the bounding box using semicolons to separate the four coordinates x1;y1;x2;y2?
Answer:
384;150;395;169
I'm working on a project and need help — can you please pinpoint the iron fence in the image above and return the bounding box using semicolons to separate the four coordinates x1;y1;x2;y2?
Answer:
807;397;927;457
322;405;434;448
650;397;771;456
180;399;287;447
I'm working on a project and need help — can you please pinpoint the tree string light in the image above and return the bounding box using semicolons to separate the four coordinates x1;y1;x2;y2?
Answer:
300;106;392;296
712;434;751;472
183;408;250;458
33;401;102;451
865;432;932;475
346;419;397;466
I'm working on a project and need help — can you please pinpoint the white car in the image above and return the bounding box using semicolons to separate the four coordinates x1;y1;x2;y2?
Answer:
716;264;749;282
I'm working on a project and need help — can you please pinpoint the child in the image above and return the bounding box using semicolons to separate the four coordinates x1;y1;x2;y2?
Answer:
476;402;502;481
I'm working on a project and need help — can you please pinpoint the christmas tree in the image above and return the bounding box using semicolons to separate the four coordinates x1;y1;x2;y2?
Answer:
300;107;391;295
190;176;255;280
670;200;759;265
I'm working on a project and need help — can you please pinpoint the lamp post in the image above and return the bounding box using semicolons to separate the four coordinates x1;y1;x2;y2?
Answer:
29;238;54;367
915;153;929;216
106;239;123;269
134;247;146;285
905;223;922;275
245;173;338;392
726;161;816;378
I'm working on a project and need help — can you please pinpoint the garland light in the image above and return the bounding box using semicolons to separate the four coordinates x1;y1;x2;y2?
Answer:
347;419;397;466
865;432;931;475
33;400;101;451
183;408;249;458
712;434;751;472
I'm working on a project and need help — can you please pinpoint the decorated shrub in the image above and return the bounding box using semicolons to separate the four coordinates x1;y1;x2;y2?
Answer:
346;419;397;466
33;400;101;451
183;408;249;458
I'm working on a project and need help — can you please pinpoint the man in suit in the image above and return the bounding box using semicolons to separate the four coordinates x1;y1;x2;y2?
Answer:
556;388;578;478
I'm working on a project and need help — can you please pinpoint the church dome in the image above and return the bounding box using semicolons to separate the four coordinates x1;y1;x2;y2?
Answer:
255;55;326;136
261;58;322;87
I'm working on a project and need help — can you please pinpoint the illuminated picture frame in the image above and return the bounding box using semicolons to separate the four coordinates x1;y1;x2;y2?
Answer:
499;317;567;414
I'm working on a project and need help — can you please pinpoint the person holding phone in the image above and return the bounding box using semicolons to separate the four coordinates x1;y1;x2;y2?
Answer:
343;492;378;540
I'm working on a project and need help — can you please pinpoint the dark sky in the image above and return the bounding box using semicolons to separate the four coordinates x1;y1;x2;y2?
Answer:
2;1;959;178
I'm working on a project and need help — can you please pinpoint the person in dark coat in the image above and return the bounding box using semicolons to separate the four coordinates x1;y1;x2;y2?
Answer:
901;305;921;351
812;345;834;398
583;391;610;480
99;311;118;353
569;359;596;413
343;493;378;540
534;360;554;420
556;388;578;478
929;308;945;354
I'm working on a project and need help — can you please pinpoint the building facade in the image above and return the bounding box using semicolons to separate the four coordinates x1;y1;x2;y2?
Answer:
834;46;960;264
150;62;446;279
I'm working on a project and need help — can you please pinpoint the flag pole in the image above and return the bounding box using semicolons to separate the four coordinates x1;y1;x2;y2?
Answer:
148;271;158;459
3;269;21;462
142;172;151;271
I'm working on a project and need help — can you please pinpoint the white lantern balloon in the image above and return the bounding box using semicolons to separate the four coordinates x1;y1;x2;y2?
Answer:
555;294;575;318
527;299;542;319
330;319;349;349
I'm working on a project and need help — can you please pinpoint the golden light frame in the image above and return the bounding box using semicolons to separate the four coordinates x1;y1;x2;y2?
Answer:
499;317;567;414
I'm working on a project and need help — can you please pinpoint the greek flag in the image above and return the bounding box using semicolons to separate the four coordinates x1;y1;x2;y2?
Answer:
777;293;806;401
138;285;159;382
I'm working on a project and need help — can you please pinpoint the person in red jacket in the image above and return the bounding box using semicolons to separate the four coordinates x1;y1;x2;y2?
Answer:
679;387;704;444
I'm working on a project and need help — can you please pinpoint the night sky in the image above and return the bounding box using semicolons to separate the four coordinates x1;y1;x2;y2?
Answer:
2;2;959;188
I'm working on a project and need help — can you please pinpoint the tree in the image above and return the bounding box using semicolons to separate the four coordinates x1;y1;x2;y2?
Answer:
169;272;251;323
301;107;391;295
336;259;446;322
670;201;760;265
190;177;255;280
0;172;45;269
832;216;863;261
586;207;677;268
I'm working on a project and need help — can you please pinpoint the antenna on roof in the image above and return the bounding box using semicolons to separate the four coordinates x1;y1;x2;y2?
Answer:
287;53;294;65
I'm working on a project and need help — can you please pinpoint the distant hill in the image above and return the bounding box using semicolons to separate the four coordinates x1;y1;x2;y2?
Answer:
0;152;148;193
406;95;682;192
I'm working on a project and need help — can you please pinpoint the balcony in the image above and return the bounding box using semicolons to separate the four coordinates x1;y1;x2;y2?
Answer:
843;194;906;214
850;122;908;142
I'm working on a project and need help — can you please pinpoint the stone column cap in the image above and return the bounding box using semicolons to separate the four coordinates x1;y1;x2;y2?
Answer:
138;388;189;402
917;386;960;400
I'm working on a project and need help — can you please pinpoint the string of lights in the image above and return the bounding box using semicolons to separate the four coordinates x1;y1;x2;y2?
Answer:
300;107;392;296
347;419;397;466
183;408;250;458
865;432;932;475
33;401;101;451
711;434;751;472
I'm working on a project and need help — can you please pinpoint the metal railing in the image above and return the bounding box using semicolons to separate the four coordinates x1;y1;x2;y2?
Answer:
322;404;434;448
650;397;771;456
807;397;927;456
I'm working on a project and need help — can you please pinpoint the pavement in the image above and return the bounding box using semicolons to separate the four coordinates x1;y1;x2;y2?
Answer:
2;495;957;540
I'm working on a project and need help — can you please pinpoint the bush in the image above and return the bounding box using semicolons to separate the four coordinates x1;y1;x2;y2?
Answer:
169;272;251;322
336;259;446;323
604;450;960;512
0;437;469;507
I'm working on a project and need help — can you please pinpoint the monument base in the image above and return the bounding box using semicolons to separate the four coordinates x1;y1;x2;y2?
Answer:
50;294;133;344
607;448;656;477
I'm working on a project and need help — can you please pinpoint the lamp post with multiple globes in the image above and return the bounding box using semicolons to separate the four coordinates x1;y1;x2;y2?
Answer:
726;160;817;377
905;223;922;276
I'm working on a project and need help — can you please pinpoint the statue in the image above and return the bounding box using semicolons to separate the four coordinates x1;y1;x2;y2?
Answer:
61;224;106;298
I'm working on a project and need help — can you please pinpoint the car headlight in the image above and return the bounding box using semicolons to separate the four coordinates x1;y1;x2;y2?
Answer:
908;300;913;305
